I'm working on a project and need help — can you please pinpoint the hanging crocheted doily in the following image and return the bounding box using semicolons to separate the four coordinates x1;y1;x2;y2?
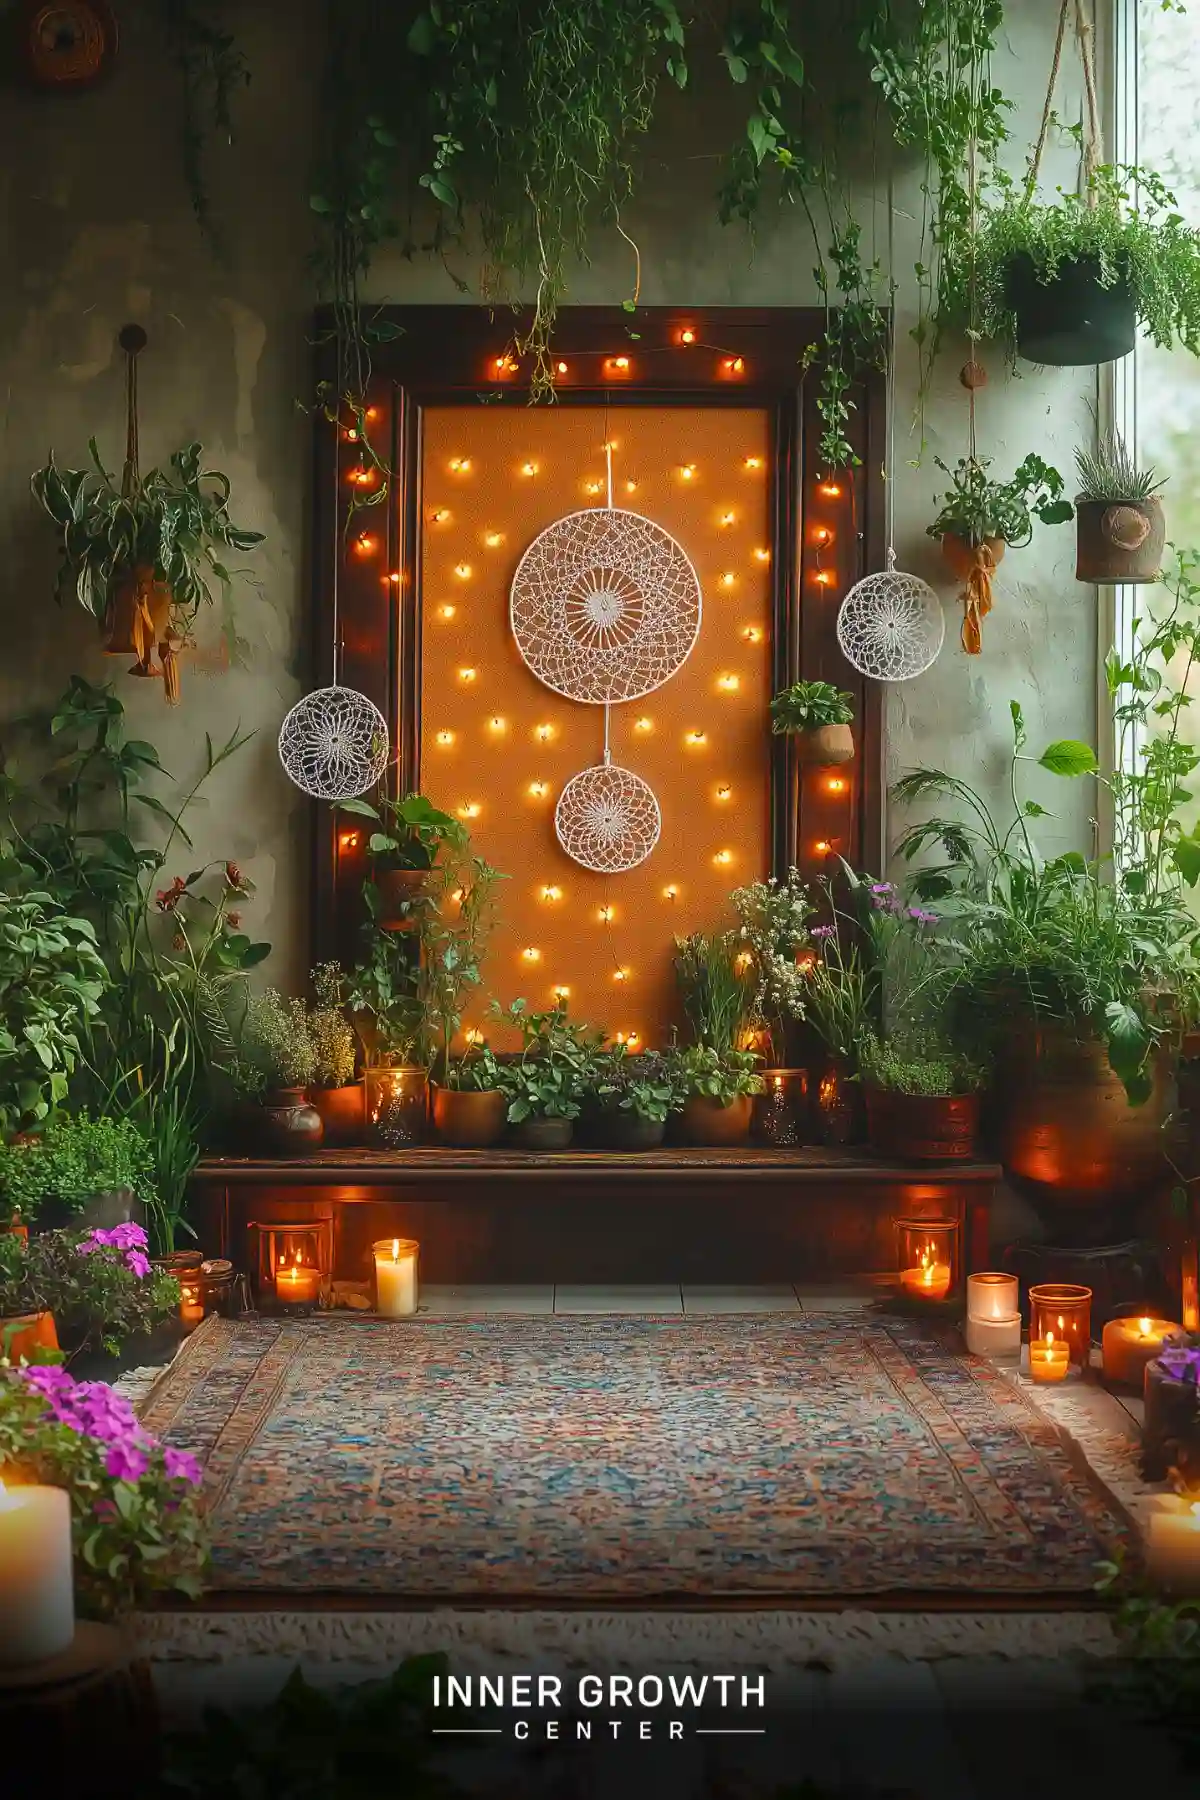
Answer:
510;507;701;704
278;684;390;801
835;552;945;682
554;762;661;873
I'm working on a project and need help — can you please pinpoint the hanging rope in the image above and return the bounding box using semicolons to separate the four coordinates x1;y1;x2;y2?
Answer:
1025;0;1072;201
1025;0;1102;204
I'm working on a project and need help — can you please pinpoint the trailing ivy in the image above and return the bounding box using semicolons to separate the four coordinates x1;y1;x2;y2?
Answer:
156;0;250;245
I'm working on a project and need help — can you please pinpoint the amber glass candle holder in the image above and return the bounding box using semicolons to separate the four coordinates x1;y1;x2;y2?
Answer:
250;1219;333;1312
1028;1283;1092;1369
895;1218;960;1309
752;1069;807;1147
365;1064;429;1148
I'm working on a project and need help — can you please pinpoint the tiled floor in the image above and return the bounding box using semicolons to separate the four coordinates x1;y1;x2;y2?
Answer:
418;1283;870;1315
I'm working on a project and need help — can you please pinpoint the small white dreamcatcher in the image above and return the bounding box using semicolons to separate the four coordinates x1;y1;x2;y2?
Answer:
835;182;944;684
511;441;698;872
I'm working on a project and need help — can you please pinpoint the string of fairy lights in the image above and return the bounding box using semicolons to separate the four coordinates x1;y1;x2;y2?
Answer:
336;328;856;1049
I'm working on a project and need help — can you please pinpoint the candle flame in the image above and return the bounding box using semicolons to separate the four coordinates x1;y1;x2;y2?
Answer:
1046;1331;1055;1347
392;1239;400;1262
1057;1315;1065;1332
1139;1317;1153;1337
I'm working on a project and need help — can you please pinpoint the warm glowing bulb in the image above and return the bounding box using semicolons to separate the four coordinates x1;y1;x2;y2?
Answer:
714;850;732;866
536;723;554;741
814;839;831;854
365;407;379;421
541;885;561;902
384;571;401;586
613;967;629;983
451;888;464;904
627;1032;640;1046
455;563;472;580
484;531;505;548
556;360;568;375
431;508;450;524
680;327;696;345
723;356;745;374
721;512;736;530
743;626;762;644
612;356;630;371
355;533;376;555
680;464;696;480
489;716;506;732
735;951;752;972
344;427;358;442
718;673;739;692
494;355;518;373
814;569;833;587
598;906;613;923
465;1027;482;1046
458;667;476;682
720;572;737;588
436;730;455;747
662;885;677;900
687;729;707;745
522;946;541;962
584;479;604;495
753;547;771;563
438;604;457;620
529;781;547;798
634;716;652;733
352;467;375;487
459;802;481;819
814;526;832;545
521;461;539;477
744;456;762;470
450;457;472;473
716;785;732;801
553;985;570;1000
826;775;847;794
338;831;360;850
819;481;842;497
624;478;638;493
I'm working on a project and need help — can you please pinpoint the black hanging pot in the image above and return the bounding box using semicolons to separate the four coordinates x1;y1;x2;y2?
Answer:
1005;253;1136;366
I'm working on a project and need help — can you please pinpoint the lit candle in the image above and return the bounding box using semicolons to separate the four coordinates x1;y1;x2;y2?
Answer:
1101;1315;1180;1391
900;1242;951;1303
967;1271;1019;1324
1029;1330;1070;1383
276;1256;319;1307
0;1480;74;1667
179;1281;205;1332
964;1314;1022;1359
374;1238;419;1318
1146;1495;1200;1595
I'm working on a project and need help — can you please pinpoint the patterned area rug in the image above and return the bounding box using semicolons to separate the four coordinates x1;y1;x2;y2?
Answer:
140;1314;1135;1601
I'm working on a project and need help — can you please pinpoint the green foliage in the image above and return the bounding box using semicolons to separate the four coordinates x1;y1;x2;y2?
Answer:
31;440;263;632
803;219;889;474
669;1043;764;1104
344;929;424;1068
770;680;855;732
0;892;107;1133
309;962;358;1089
239;991;318;1092
718;0;810;225
158;0;251;242
672;931;752;1053
926;453;1072;547
0;1113;157;1226
729;870;812;1060
414;853;506;1079
443;1046;504;1094
491;998;604;1123
590;1044;688;1123
857;1026;986;1096
978;162;1200;361
0;1228;180;1359
340;792;466;874
1075;429;1164;504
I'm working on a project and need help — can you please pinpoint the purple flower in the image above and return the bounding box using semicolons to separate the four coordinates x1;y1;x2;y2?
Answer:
21;1364;75;1397
810;925;835;940
1158;1346;1200;1383
870;882;894;894
104;1442;149;1482
124;1251;151;1279
163;1446;203;1486
907;907;939;926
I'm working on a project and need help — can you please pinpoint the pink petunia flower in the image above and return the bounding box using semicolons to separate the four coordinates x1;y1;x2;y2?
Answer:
104;1442;149;1482
163;1446;203;1486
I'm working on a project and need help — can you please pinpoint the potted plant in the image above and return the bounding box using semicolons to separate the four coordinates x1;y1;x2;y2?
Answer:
492;999;604;1151
1073;431;1166;586
305;962;363;1145
422;853;507;1146
0;1360;206;1616
0;892;108;1138
858;1027;987;1164
769;681;855;766
926;454;1073;654
0;1112;157;1232
589;1045;688;1150
0;1223;180;1368
671;1045;764;1147
729;871;813;1069
433;1046;507;1149
672;932;751;1054
0;1232;58;1361
978;163;1200;369
345;931;429;1147
31;441;263;704
339;793;468;931
236;990;323;1154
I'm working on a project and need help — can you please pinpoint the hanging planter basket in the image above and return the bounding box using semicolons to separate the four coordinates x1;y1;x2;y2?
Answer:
1075;495;1166;585
794;723;855;767
1004;253;1136;368
940;533;1006;656
103;563;172;666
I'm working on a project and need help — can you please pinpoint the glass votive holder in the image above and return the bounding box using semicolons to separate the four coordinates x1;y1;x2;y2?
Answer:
1028;1283;1092;1369
752;1069;807;1147
967;1271;1019;1323
372;1237;420;1317
965;1314;1022;1358
365;1064;428;1147
896;1218;959;1308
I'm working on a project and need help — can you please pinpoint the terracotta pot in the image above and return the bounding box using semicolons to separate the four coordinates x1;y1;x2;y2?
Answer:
376;868;428;932
509;1115;574;1151
1;1213;28;1243
1075;495;1165;585
940;531;1006;581
940;532;1006;656
864;1087;981;1163
104;564;172;663
680;1094;753;1147
794;722;855;767
994;1022;1177;1241
259;1088;324;1155
597;1112;667;1151
309;1081;366;1146
1;1310;58;1361
431;1084;507;1149
1005;252;1136;367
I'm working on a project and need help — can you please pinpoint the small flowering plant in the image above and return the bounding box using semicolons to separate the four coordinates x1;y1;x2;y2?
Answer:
0;1362;207;1615
729;870;813;1062
0;1223;180;1357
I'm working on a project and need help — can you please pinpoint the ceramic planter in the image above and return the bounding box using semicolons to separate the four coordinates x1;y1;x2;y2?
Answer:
376;867;428;931
259;1088;324;1155
864;1087;981;1164
794;722;855;767
431;1085;507;1149
103;563;172;666
597;1112;667;1151
1075;495;1165;585
1004;253;1136;366
509;1115;574;1151
310;1081;366;1146
0;1310;58;1361
679;1094;753;1147
38;1186;142;1233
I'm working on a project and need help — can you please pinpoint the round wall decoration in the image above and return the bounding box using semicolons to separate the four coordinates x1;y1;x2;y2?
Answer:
554;762;662;874
836;552;945;683
278;684;390;802
510;506;701;705
21;0;117;87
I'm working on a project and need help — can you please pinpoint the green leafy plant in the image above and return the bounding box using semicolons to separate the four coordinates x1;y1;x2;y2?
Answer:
590;1044;687;1123
857;1025;986;1096
31;441;263;635
419;854;506;1084
0;1361;206;1617
341;792;466;875
769;680;855;733
445;1046;504;1094
159;0;251;243
672;931;752;1053
802;217;889;474
925;453;1072;547
237;991;318;1093
978;162;1200;362
345;929;424;1069
0;1223;180;1359
0;893;108;1134
0;1114;157;1227
1075;429;1164;504
670;1043;763;1104
309;962;358;1089
729;870;812;1062
490;998;604;1123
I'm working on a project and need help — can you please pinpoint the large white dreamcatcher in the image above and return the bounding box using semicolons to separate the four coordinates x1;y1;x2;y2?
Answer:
510;443;699;872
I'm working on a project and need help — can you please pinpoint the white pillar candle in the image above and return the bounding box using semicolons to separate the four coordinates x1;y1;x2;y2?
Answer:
1146;1496;1200;1596
374;1238;419;1318
967;1272;1019;1324
0;1480;74;1667
965;1313;1022;1359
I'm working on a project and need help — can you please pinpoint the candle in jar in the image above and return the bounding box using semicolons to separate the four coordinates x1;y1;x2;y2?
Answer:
965;1313;1022;1359
276;1257;319;1306
900;1242;951;1302
179;1281;205;1332
1101;1315;1179;1391
374;1238;419;1318
0;1480;74;1667
1147;1495;1200;1596
1029;1330;1070;1383
967;1271;1019;1324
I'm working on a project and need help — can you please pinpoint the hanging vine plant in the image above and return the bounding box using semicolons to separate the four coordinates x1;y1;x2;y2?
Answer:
404;0;687;398
155;0;251;245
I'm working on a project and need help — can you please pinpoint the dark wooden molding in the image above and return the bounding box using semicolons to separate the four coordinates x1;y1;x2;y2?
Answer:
311;305;887;960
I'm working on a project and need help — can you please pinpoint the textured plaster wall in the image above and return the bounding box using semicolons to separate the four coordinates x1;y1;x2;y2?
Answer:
0;0;1097;983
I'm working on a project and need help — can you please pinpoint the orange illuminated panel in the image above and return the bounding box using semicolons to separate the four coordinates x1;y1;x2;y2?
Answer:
418;407;773;1049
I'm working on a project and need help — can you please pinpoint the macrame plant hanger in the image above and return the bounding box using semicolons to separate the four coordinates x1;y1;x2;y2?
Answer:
113;324;182;703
